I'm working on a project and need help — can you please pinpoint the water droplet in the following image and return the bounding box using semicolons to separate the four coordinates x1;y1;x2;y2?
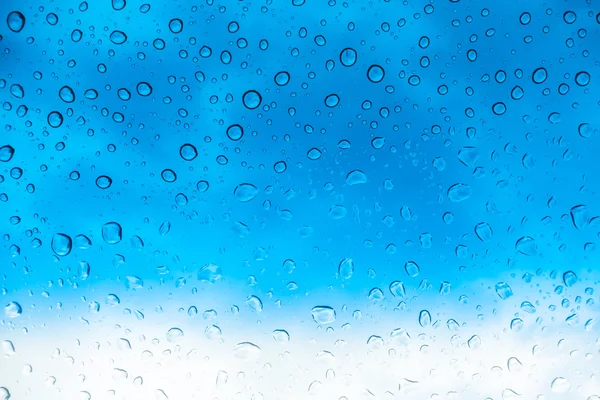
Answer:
47;111;64;128
274;71;290;86
515;236;537;256
226;124;244;141
96;175;112;189
109;30;127;44
338;258;354;279
245;295;263;312
346;169;367;185
467;335;481;349
367;64;385;83
340;48;357;67
551;377;571;393
570;205;590;229
51;233;72;256
389;281;405;297
198;264;222;283
0;387;10;400
2;340;15;356
307;148;322;160
311;306;336;324
58;86;75;103
168;18;183;34
233;342;262;360
563;271;577;287
324;94;340;108
329;205;347;219
102;222;123;244
4;301;22;318
125;276;144;290
166;327;184;343
405;261;420;277
447;183;471;202
0;145;15;162
242;90;262;110
7;11;25;32
418;310;431;327
273;329;290;343
179;144;197;161
474;222;493;242
532;67;547;84
575;71;590;86
234;183;258;202
495;282;513;300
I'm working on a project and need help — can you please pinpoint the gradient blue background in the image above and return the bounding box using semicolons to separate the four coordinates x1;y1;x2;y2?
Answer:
1;0;599;399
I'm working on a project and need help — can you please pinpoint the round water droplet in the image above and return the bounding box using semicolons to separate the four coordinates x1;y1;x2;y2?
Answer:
168;18;183;34
492;102;506;115
7;11;26;32
234;183;258;202
575;71;590;86
0;145;15;162
4;301;22;318
179;143;197;161
136;82;152;96
196;180;209;193
324;94;340;108
47;111;63;128
346;169;367;185
311;306;336;324
102;222;123;244
96;175;112;189
226;124;244;141
532;67;547;84
59;86;75;103
161;169;177;183
329;205;347;219
367;64;385;83
467;335;481;349
447;183;471;202
340;47;357;67
51;233;72;256
578;123;593;138
274;71;290;86
109;30;127;44
511;85;524;100
242;90;262;110
273;161;287;173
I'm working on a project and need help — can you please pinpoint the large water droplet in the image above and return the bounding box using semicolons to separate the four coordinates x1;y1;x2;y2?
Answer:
447;183;471;202
495;282;513;300
4;301;22;318
198;264;222;283
51;233;72;256
346;169;367;185
245;295;263;312
234;183;258;202
515;236;537;256
232;342;262;360
166;328;184;343
7;11;26;32
311;306;336;324
102;222;123;244
570;205;590;230
551;377;570;393
338;258;354;279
